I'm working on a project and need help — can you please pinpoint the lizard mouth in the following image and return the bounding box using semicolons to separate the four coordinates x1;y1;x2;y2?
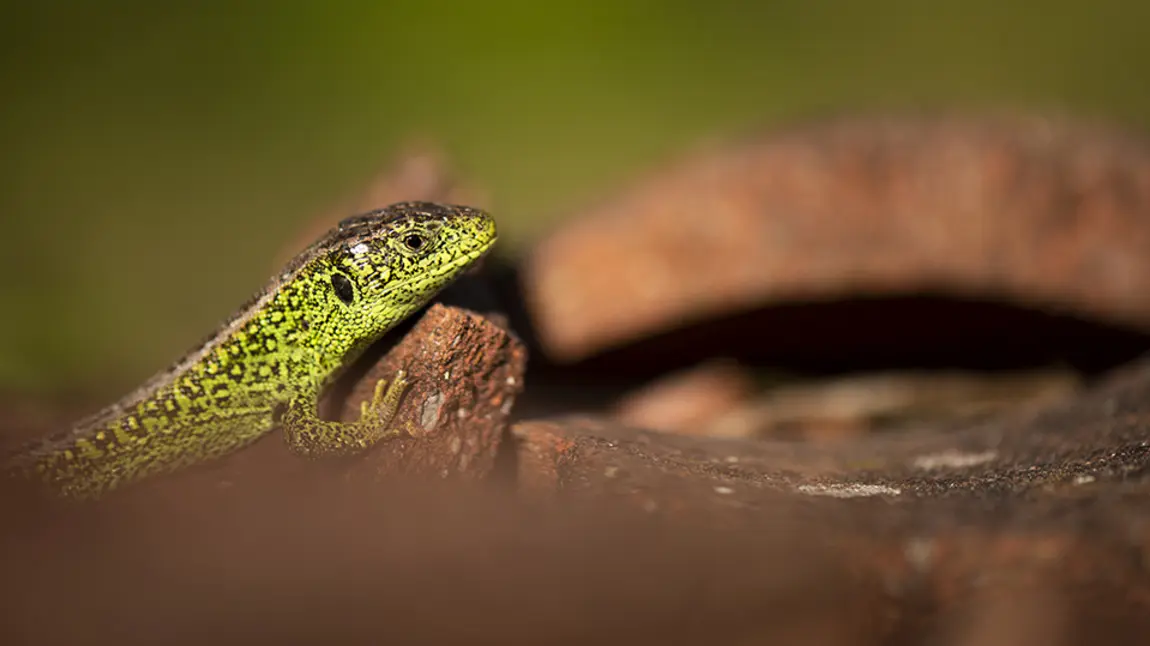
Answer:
454;214;498;271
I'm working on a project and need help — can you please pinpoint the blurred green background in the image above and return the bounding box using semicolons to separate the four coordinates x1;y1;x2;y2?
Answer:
2;0;1148;392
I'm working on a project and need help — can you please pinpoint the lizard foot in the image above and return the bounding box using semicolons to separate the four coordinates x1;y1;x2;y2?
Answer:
359;369;409;425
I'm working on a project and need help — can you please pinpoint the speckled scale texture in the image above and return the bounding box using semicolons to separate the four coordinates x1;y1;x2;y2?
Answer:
6;202;497;499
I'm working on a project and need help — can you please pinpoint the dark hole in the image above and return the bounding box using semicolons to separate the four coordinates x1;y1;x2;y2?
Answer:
330;273;355;304
508;294;1150;416
574;295;1150;377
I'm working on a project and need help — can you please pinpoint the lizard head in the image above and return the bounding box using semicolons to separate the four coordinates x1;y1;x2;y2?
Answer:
289;201;498;362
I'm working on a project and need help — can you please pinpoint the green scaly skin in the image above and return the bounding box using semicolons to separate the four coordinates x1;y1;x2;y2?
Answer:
5;202;497;500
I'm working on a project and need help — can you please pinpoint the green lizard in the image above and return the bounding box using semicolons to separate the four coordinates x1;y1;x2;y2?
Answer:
4;201;497;500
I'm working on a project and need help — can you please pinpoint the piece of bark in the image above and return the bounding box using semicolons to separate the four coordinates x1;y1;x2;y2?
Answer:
709;369;1080;441
331;304;526;484
612;360;757;435
611;364;1079;441
521;113;1150;362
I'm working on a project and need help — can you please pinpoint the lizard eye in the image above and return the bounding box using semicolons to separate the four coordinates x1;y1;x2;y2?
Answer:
402;233;426;252
330;273;355;304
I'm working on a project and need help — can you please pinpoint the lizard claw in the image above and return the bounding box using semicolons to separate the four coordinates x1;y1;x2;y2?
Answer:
359;370;409;422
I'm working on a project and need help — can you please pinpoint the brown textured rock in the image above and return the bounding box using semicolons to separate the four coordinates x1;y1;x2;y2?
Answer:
514;358;1150;509
332;303;526;483
610;363;1080;441
611;360;757;435
727;369;1076;441
522;114;1150;361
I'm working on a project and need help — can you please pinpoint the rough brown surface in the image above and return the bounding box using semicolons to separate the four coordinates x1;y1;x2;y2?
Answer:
612;363;1081;441
612;360;758;435
5;359;1149;645
522;113;1150;361
515;357;1150;508
331;303;526;484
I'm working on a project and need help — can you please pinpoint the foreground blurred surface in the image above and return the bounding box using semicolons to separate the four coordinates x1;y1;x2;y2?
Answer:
6;349;1150;646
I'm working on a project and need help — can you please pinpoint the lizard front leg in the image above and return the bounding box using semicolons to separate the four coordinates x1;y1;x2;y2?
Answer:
281;370;410;458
